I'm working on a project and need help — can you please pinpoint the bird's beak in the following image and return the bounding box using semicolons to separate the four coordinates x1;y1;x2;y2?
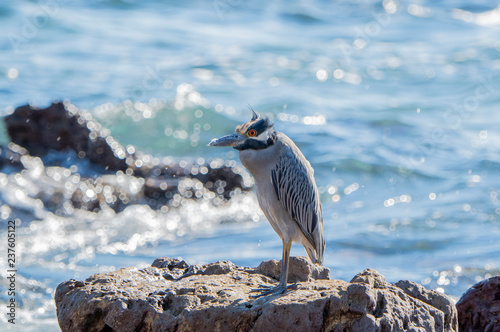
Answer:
208;133;246;147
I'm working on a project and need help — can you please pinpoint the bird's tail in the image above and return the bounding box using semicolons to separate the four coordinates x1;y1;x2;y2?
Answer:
305;240;324;265
305;221;325;265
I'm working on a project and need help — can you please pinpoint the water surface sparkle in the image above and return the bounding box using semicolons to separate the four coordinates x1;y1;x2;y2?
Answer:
1;0;500;330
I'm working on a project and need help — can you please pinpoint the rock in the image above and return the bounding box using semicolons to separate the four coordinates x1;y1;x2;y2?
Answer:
0;150;245;215
394;279;458;331
456;276;500;332
2;102;250;213
4;102;128;171
142;160;249;203
55;257;458;332
257;256;330;282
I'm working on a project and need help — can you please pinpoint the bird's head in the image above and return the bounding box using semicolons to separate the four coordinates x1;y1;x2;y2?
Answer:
208;109;276;151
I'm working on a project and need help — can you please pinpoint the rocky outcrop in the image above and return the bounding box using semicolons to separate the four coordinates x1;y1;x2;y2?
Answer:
2;102;250;212
456;276;500;332
55;257;458;332
5;102;127;171
394;279;458;331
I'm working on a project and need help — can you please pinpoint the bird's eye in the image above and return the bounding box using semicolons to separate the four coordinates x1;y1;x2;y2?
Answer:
248;129;257;137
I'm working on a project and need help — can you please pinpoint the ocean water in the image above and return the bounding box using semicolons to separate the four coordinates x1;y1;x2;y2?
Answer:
1;0;500;330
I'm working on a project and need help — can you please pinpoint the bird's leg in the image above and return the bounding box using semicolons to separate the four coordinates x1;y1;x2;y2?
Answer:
277;238;291;290
251;239;294;298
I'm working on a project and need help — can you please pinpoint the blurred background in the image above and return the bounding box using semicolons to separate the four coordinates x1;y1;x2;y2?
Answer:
1;0;499;330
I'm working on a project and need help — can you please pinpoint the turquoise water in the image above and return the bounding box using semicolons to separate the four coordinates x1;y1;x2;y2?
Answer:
1;0;500;330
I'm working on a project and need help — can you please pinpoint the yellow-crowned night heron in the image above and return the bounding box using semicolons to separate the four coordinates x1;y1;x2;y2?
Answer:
209;110;325;296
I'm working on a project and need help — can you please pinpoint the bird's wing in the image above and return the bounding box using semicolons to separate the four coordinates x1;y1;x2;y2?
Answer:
271;146;324;263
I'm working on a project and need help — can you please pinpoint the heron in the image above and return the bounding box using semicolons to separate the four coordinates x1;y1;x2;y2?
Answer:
208;109;325;296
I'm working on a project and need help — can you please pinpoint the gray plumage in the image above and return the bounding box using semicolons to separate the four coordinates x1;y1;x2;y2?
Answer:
209;111;325;296
239;132;324;263
271;138;324;265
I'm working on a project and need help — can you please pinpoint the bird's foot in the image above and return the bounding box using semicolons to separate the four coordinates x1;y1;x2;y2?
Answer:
250;283;298;298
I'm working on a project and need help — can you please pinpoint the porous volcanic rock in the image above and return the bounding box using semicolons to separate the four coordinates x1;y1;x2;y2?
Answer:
55;257;458;332
456;276;500;332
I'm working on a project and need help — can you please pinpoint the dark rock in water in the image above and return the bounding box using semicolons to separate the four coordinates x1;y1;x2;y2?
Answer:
142;159;249;203
0;143;28;170
55;257;458;332
5;102;128;171
2;102;250;213
456;276;500;332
